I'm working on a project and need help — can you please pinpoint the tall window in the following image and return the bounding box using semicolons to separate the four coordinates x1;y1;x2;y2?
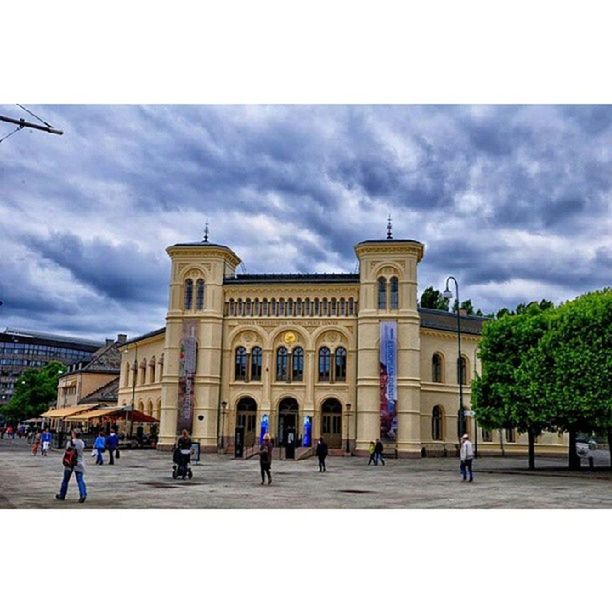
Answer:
196;279;205;310
276;347;288;381
377;277;387;309
482;429;492;442
251;347;262;381
505;428;516;443
184;279;193;310
262;299;269;316
235;347;247;381
390;276;399;309
432;353;443;383
458;356;468;385
318;347;331;382
292;347;304;382
432;405;443;440
334;347;347;381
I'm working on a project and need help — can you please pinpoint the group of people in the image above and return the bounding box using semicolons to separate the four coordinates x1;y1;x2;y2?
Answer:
0;424;16;439
30;428;53;456
92;428;120;465
367;439;386;466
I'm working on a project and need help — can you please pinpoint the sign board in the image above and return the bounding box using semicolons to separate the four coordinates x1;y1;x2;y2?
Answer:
190;442;201;464
463;410;475;417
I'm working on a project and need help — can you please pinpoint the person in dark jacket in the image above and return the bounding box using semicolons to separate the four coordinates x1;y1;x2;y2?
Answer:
106;427;119;465
315;437;328;472
374;439;385;466
256;433;273;485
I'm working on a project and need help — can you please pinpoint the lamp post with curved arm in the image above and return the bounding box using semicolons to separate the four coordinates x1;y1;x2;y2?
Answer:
442;276;466;441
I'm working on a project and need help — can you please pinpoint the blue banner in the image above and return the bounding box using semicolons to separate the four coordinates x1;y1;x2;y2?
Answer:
380;320;397;440
259;414;269;444
303;416;312;447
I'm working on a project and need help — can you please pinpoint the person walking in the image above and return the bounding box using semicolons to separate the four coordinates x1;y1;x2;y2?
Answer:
374;439;385;466
6;424;14;439
315;436;328;472
106;427;119;465
31;430;41;455
256;433;273;485
41;428;52;456
56;429;87;503
368;440;376;465
94;431;106;465
460;433;474;482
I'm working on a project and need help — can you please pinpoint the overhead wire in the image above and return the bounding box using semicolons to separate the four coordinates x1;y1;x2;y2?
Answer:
16;104;54;128
0;125;24;144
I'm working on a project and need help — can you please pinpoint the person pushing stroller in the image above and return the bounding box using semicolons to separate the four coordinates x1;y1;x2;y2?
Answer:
172;429;193;480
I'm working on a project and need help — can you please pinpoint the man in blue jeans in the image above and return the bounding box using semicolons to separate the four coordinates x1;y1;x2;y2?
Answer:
56;429;87;503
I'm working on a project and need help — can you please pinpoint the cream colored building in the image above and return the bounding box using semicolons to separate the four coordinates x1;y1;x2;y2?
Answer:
117;234;566;457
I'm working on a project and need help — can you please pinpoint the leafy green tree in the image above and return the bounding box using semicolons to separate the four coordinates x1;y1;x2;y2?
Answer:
452;298;475;315
472;302;553;469
2;361;65;422
519;289;612;468
419;286;449;310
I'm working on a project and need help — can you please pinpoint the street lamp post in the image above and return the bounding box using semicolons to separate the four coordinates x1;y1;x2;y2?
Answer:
221;400;228;448
442;276;467;443
345;403;352;454
123;346;137;441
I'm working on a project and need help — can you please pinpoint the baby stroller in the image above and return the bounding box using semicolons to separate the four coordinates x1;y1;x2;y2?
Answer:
172;446;193;480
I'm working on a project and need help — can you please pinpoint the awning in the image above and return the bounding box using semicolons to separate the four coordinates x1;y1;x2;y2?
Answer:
40;405;101;418
64;406;159;423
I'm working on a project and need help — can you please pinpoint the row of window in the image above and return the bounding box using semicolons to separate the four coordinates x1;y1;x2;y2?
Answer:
0;343;92;359
184;279;206;311
432;353;470;385
125;356;164;387
431;406;516;442
0;358;47;367
226;297;358;317
234;346;348;383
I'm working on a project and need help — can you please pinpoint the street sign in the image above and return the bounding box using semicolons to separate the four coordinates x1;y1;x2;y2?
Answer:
464;410;475;417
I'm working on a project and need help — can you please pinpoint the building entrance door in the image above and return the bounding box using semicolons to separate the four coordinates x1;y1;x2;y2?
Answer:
321;398;342;449
236;397;257;447
278;397;298;447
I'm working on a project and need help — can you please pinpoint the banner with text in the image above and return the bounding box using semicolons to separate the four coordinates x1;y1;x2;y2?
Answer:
380;320;398;440
177;320;197;434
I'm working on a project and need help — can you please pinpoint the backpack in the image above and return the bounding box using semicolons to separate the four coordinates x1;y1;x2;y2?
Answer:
62;442;78;469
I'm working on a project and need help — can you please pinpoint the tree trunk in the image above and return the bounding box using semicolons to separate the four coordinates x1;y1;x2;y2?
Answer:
568;428;580;470
527;428;535;470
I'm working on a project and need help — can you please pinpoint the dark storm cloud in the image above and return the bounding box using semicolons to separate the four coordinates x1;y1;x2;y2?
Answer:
0;104;610;338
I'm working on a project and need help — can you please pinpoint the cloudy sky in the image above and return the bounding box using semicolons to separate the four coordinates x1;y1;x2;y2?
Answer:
0;104;610;341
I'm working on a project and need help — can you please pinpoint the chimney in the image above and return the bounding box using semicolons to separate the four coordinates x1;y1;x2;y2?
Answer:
117;333;128;344
459;309;468;317
105;338;114;346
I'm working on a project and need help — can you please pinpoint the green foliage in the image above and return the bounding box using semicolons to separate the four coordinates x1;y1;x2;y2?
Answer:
519;289;612;433
420;286;449;310
474;289;612;438
452;298;475;315
1;361;65;422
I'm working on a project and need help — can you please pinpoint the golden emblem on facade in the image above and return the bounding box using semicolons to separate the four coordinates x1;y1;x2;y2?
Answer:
283;331;297;345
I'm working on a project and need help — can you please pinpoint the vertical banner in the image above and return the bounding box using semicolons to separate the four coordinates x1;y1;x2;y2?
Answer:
259;414;269;444
380;320;398;440
303;415;312;447
177;321;197;433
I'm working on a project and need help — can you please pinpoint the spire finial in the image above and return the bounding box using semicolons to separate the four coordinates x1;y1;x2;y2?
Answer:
386;214;393;240
203;220;209;243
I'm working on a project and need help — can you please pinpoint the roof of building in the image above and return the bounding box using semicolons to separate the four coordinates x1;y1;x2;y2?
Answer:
224;273;360;285
1;328;102;350
355;239;424;247
123;327;167;347
78;376;120;404
171;241;229;248
417;307;489;336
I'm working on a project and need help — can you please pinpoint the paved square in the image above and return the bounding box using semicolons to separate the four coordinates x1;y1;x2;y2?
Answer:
0;439;610;509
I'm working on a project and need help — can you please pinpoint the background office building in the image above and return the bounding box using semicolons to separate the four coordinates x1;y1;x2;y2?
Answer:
0;328;103;407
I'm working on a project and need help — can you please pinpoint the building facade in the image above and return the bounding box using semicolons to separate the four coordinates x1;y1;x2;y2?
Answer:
0;328;102;409
118;235;566;457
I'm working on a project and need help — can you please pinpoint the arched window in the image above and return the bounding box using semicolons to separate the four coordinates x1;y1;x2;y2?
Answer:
318;347;331;382
229;299;236;316
262;299;269;316
339;298;346;316
276;347;288;381
124;362;131;388
432;405;443;440
140;360;147;385
235;347;247;381
149;359;156;384
251;347;262;381
245;299;252;316
458;355;468;385
184;279;193;310
432;353;443;383
271;298;277;316
196;279;205;310
331;298;337;316
287;299;294;316
377;277;387;310
314;298;320;316
348;298;354;315
292;347;304;382
295;298;302;316
279;299;285;316
390;276;399;309
322;298;328;316
334;347;347;381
